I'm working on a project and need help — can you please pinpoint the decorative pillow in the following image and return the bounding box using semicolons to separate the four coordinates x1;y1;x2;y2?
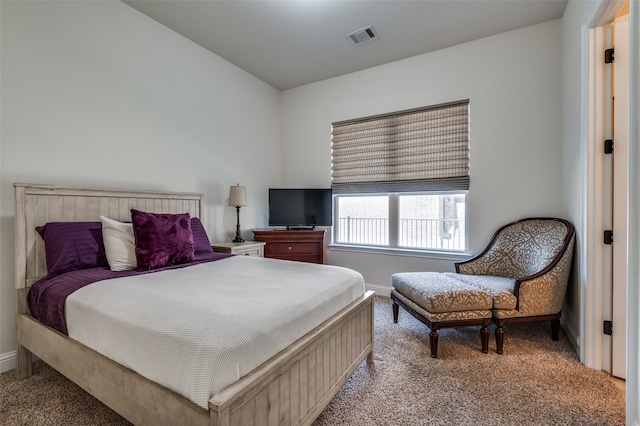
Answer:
36;222;108;277
130;209;195;269
100;216;137;271
190;217;214;255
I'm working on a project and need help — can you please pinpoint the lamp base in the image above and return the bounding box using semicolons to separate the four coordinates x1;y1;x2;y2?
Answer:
233;208;244;242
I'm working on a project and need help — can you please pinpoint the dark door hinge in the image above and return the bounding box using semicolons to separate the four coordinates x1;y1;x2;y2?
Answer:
604;139;614;154
604;230;613;245
605;48;615;64
604;320;613;335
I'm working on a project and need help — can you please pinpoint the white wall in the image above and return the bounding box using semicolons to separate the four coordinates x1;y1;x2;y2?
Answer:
0;1;281;369
280;20;564;291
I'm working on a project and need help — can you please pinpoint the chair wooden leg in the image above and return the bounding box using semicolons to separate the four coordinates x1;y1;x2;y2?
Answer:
495;319;505;355
392;301;399;323
429;329;439;358
480;319;491;354
551;318;560;341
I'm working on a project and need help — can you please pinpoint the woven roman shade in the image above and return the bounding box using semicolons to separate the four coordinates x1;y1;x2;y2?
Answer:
331;100;469;194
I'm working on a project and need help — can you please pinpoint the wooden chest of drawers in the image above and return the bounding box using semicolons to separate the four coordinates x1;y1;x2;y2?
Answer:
253;229;326;264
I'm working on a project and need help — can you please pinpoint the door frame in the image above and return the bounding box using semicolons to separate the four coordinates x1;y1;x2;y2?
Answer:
612;12;630;379
582;0;639;423
626;1;639;423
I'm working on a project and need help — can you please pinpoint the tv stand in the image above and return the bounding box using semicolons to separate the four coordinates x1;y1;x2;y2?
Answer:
253;229;325;264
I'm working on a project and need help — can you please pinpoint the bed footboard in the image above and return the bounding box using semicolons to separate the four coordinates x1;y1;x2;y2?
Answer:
209;290;375;426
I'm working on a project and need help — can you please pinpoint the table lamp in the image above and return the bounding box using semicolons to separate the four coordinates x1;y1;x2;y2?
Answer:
228;184;247;242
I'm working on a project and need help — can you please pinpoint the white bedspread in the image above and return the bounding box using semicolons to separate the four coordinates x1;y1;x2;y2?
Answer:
65;256;365;409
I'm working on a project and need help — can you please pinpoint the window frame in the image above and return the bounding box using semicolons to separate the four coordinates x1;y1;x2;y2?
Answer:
331;190;469;258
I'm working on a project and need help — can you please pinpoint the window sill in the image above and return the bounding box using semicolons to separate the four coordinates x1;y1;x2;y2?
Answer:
328;244;472;261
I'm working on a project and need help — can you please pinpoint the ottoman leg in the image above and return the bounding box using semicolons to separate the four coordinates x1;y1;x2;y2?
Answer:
429;328;439;358
480;319;491;354
495;319;505;355
392;301;399;323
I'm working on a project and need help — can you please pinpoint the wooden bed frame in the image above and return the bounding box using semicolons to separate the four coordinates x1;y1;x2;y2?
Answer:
14;183;374;426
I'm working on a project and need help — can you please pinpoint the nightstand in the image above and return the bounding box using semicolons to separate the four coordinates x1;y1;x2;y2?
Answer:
211;241;265;257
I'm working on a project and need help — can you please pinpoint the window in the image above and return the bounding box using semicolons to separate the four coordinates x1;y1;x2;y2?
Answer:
335;195;389;246
331;100;469;253
334;192;466;251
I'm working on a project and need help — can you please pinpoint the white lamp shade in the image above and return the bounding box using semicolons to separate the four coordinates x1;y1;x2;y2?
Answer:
228;185;247;207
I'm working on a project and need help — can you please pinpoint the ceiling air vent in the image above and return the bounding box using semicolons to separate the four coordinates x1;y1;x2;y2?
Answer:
346;26;378;46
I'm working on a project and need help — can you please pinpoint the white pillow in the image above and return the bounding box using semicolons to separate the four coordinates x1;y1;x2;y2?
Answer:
100;215;137;271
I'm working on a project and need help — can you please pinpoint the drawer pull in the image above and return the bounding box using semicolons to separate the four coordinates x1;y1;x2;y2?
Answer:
288;246;292;250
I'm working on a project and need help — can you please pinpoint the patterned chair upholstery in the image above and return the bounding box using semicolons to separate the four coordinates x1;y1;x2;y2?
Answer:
453;217;576;354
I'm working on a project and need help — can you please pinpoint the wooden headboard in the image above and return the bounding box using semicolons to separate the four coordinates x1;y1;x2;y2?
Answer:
14;183;205;295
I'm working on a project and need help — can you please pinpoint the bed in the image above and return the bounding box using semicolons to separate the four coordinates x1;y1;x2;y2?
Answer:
14;183;374;426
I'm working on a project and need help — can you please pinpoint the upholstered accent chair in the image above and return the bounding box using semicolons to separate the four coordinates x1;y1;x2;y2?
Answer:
453;217;576;354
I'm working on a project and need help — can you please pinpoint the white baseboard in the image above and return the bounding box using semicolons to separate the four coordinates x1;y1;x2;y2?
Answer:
1;351;16;374
365;283;391;297
562;318;581;355
561;304;581;355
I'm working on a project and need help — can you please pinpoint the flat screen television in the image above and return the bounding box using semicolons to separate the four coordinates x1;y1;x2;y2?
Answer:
268;188;333;229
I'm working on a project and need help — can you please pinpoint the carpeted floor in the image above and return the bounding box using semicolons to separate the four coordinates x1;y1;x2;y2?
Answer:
0;297;626;425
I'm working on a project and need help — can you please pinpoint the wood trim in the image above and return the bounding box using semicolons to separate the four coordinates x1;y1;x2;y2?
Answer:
14;182;205;200
626;2;640;422
493;312;561;326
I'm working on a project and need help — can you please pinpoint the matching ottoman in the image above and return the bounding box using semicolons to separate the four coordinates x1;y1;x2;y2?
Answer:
391;272;493;358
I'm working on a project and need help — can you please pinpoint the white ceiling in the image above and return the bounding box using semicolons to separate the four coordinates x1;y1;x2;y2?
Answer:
124;0;568;91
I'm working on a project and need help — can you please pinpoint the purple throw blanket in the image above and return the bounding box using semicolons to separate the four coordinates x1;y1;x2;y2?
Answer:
27;252;233;335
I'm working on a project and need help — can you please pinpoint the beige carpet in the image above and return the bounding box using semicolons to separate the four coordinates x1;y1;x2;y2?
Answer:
1;297;625;425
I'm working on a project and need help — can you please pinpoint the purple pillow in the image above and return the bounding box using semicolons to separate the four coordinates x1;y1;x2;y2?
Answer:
36;222;108;277
191;217;214;255
131;209;195;269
